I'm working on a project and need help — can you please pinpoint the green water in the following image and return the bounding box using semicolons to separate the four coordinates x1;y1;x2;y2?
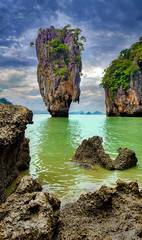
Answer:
8;115;142;203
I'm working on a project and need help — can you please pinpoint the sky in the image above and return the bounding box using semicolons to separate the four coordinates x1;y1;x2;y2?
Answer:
0;0;142;113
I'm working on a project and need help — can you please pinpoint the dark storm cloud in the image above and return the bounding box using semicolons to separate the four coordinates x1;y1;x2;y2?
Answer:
1;0;142;39
62;0;142;33
1;0;142;68
0;0;60;38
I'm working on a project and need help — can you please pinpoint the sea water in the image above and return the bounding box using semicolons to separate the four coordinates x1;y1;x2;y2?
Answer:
7;115;142;203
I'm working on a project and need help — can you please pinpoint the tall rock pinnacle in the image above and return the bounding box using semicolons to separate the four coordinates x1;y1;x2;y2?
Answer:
36;25;85;117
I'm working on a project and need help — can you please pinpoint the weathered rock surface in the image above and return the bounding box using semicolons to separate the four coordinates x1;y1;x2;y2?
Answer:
0;176;142;239
72;136;138;170
0;103;33;204
0;176;60;240
36;26;82;117
115;147;138;170
105;78;142;116
56;180;142;240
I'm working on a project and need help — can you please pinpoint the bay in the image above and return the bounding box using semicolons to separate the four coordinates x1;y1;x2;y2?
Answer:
23;114;142;203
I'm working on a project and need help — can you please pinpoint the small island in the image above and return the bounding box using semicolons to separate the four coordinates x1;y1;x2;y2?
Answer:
0;98;12;105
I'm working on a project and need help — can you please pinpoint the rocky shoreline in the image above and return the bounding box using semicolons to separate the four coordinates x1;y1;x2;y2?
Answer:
0;103;33;204
0;176;141;239
0;103;142;239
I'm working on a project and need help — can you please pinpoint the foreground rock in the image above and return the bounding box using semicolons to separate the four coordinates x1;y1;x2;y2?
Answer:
0;176;60;239
56;180;142;240
36;25;83;117
0;176;141;239
72;136;138;170
0;103;33;204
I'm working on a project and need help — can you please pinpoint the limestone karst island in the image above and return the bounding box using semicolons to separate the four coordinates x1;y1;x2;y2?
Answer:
36;25;84;117
0;22;142;239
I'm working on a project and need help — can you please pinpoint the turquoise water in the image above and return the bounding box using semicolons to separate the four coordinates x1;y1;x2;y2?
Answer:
23;114;142;203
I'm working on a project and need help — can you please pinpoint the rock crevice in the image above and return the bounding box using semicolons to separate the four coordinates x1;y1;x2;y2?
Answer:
0;103;33;204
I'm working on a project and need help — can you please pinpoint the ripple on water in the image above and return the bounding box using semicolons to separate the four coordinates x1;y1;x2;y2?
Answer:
23;115;142;202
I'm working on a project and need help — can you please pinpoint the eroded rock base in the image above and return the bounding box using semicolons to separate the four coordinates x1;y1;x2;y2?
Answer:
51;111;69;117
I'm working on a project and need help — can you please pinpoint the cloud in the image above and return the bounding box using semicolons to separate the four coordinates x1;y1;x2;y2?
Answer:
0;66;47;111
0;0;142;111
82;66;104;82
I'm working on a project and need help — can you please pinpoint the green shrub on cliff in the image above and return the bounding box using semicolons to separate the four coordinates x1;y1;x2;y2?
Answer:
100;41;142;96
45;37;70;58
74;55;81;64
38;27;44;35
64;55;70;65
55;67;70;79
30;41;34;47
68;27;86;52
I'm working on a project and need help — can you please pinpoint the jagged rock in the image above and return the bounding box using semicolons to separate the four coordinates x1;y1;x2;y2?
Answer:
72;136;114;170
0;176;60;240
72;136;138;170
36;26;82;117
0;176;142;239
0;103;33;204
56;180;142;240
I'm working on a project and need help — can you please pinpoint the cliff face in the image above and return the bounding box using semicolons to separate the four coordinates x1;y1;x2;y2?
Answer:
36;26;82;117
101;38;142;116
0;103;33;204
105;74;142;116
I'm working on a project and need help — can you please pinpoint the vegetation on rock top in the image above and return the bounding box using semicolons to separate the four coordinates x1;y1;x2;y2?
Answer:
36;25;86;80
100;41;142;97
37;24;86;52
